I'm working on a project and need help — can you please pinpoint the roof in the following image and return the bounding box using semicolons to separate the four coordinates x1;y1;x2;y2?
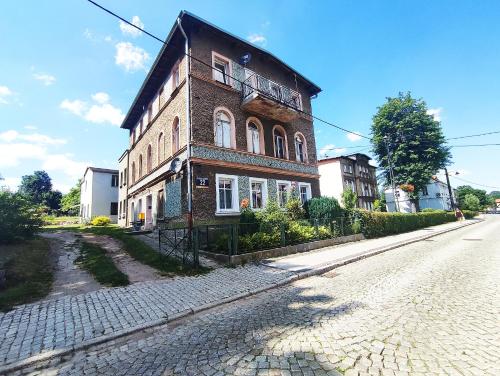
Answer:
118;149;129;163
120;10;322;130
82;167;119;181
318;153;374;165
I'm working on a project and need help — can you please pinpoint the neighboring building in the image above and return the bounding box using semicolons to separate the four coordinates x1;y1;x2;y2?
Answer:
119;11;322;228
80;167;119;223
385;176;456;212
318;153;378;210
118;150;129;227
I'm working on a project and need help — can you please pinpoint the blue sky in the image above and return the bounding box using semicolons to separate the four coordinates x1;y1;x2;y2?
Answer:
1;0;499;193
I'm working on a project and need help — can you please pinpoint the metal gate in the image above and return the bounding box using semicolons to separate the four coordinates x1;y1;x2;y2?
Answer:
158;226;199;267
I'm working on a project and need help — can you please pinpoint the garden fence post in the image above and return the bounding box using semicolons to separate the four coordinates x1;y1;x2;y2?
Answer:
232;224;239;255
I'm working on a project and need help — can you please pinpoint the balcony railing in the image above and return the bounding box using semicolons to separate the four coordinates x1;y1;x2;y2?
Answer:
242;71;302;112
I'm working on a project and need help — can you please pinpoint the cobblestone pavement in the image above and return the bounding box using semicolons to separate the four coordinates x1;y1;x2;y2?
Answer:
34;215;499;376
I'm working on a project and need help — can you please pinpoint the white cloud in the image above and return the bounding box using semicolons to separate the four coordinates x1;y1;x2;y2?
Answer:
347;131;362;142
119;16;144;37
115;42;150;72
60;93;124;126
83;28;94;40
42;154;88;179
319;144;347;159
85;103;124;126
0;177;21;192
0;142;48;168
33;72;56;86
91;92;110;104
60;99;87;116
427;107;443;121
0;85;13;104
0;130;66;145
247;33;267;46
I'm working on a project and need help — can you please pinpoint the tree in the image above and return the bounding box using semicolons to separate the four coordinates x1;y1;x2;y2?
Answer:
19;171;53;205
371;92;451;211
456;185;489;208
341;188;357;211
61;180;81;215
461;194;481;211
0;191;43;243
305;196;343;220
44;190;62;211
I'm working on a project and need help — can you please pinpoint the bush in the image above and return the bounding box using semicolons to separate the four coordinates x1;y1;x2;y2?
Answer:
420;208;444;213
286;197;305;220
255;200;289;231
305;196;344;221
90;216;111;226
462;210;478;219
238;231;281;253
461;194;481;211
356;210;456;238
0;191;43;244
286;222;316;244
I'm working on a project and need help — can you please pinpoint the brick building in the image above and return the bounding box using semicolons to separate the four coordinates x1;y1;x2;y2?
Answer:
118;11;321;228
318;153;378;210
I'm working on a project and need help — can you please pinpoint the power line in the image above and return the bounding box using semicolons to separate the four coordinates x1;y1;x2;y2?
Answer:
451;143;500;148
86;0;370;141
447;130;500;140
449;175;500;190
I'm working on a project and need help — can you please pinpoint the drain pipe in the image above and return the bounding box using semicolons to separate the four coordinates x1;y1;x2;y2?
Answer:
177;17;193;230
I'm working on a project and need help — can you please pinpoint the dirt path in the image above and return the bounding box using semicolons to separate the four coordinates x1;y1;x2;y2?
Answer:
79;233;163;283
41;232;102;300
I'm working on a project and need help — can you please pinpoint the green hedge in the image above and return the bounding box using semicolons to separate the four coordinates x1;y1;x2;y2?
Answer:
462;210;478;219
356;210;456;238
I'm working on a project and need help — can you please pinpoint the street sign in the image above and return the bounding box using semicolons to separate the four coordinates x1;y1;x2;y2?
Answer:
196;177;209;188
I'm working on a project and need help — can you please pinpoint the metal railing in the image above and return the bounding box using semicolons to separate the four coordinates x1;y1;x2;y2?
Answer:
242;72;302;112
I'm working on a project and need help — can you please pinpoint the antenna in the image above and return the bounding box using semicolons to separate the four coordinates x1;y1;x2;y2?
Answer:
239;52;252;67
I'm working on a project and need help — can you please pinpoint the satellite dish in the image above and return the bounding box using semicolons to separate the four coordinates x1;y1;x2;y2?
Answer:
239;52;252;66
169;157;182;174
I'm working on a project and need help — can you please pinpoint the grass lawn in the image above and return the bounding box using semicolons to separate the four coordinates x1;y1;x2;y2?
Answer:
0;237;53;312
43;225;209;276
77;241;129;287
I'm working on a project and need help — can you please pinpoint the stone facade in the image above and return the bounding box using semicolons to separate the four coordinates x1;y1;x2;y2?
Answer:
118;12;321;227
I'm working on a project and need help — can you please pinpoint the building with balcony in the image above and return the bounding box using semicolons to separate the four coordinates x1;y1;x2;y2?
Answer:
318;153;378;210
118;11;322;228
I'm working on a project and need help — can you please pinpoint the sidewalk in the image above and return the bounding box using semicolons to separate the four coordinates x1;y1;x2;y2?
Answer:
0;219;478;373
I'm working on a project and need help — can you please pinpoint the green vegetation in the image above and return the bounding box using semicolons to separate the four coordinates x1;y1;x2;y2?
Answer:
305;196;343;220
356;210;456;238
461;194;481;211
19;170;62;212
456;185;489;210
371;92;451;210
0;191;43;244
76;241;129;287
90;216;111;226
60;180;81;215
341;188;358;211
0;237;52;312
462;210;479;219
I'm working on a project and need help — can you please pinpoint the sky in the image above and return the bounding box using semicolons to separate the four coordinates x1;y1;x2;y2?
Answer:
1;0;499;194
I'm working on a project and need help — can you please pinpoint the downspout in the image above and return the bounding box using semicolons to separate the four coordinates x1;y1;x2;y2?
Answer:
177;17;193;229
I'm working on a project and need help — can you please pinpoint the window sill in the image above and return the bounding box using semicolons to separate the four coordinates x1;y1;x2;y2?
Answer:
215;211;240;216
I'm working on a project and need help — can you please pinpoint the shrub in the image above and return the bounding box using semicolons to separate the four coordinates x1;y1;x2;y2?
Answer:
462;210;478;219
286;197;305;221
90;216;111;226
305;196;344;221
356;210;456;238
255;200;289;231
461;194;481;211
351;218;362;234
0;191;43;244
286;222;316;244
420;208;443;212
238;231;281;253
341;189;357;211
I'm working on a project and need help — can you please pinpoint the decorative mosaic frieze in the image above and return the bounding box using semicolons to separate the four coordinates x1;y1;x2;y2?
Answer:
267;178;277;201
191;145;318;176
238;176;250;204
165;180;181;218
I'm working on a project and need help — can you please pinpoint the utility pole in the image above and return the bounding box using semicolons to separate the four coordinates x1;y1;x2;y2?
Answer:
444;167;455;210
384;136;400;212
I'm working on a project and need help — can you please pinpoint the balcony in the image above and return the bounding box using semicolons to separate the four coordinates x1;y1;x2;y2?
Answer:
241;71;302;123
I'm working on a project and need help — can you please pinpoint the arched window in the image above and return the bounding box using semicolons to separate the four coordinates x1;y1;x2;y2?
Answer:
158;132;164;164
294;132;308;163
138;154;143;178
273;125;288;159
172;117;180;154
214;108;235;149
131;162;136;184
246;117;265;155
146;145;152;173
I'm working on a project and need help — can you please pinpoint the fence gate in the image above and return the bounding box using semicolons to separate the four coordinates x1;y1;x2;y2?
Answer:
158;226;199;267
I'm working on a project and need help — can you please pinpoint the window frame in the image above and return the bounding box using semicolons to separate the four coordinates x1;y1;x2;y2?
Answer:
212;52;232;86
146;144;152;173
246;117;265;155
158;132;164;165
215;174;239;215
249;177;268;210
272;124;289;159
276;180;292;207
111;174;119;187
298;182;312;205
110;202;118;216
294;132;308;163
172;117;180;154
214;107;236;149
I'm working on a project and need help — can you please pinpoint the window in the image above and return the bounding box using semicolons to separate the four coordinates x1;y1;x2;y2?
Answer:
273;125;288;159
214;109;234;148
294;133;307;163
158;133;164;164
298;183;312;205
250;178;267;210
422;186;429;196
119;172;123;187
146;145;152;173
124;168;127;186
131;162;136;184
277;181;291;207
172;117;180;153
172;65;180;89
216;174;239;213
138;154;143;178
157;190;165;219
213;55;230;85
111;174;118;187
147;104;153;125
110;202;118;216
345;179;355;192
248;123;260;153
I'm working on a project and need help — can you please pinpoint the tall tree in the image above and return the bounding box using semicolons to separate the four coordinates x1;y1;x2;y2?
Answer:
456;185;489;208
61;180;81;215
371;92;451;211
19;171;53;204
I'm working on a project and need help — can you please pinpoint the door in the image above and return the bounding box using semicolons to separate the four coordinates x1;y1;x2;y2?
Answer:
146;195;153;228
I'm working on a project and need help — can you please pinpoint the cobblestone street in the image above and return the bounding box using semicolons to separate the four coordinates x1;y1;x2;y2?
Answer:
30;216;499;376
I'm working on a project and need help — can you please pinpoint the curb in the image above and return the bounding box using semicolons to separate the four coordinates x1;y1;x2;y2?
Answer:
0;220;480;375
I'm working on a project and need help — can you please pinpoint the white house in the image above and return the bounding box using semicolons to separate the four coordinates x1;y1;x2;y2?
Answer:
385;177;456;212
117;150;129;227
80;167;119;223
